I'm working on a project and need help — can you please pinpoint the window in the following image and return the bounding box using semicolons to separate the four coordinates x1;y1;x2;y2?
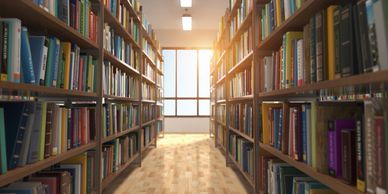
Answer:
162;48;212;117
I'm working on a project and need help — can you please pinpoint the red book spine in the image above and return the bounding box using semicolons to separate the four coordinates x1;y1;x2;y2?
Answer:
44;104;54;159
81;108;86;145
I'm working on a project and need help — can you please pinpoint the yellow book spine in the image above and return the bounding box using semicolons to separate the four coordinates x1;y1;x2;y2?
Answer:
276;0;282;26
61;108;68;153
327;6;337;80
261;103;269;144
38;102;47;161
62;42;71;90
63;154;87;194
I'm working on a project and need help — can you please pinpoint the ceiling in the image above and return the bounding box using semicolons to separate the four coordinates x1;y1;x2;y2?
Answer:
140;0;228;30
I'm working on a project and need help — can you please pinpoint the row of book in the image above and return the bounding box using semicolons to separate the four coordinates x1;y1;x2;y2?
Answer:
142;126;153;147
216;83;225;100
156;120;163;135
102;133;138;180
229;0;253;40
156;88;163;103
0;102;95;174
261;98;388;193
142;14;160;51
229;65;252;98
217;125;226;148
217;60;227;81
217;104;226;124
103;61;139;98
156;73;163;86
102;103;139;138
0;19;96;92
0;152;96;194
104;0;140;43
142;104;155;123
156;58;163;72
231;26;253;68
260;0;306;40
229;103;253;138
142;38;157;63
229;134;254;179
33;0;98;43
104;23;140;71
143;60;155;82
262;1;388;91
259;156;337;194
142;82;154;100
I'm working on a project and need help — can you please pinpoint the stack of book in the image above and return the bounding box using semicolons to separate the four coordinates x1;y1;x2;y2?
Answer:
232;26;252;65
143;60;155;82
33;0;98;43
229;134;254;179
229;103;253;138
0;19;96;92
102;133;138;179
102;103;139;138
259;156;337;194
103;23;140;71
0;102;95;174
229;65;252;98
0;152;96;194
142;126;153;147
262;0;388;91
142;103;155;123
103;61;139;99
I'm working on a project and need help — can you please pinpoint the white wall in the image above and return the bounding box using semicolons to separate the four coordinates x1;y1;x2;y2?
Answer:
165;117;210;133
156;29;217;48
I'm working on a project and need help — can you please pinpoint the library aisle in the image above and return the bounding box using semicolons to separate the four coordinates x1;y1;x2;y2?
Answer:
103;134;250;194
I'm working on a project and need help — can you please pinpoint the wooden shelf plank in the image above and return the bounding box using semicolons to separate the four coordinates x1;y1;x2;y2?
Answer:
141;99;156;103
259;70;388;99
101;153;140;189
142;75;156;85
103;95;140;102
227;10;253;50
0;81;98;98
258;0;331;50
0;142;97;187
228;95;254;102
216;99;227;104
216;120;227;127
216;75;226;85
0;0;98;50
102;126;140;143
259;143;363;194
104;50;141;76
229;127;254;143
142;120;155;127
228;51;254;75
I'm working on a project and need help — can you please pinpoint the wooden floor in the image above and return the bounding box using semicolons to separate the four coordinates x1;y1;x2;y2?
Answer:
103;134;250;194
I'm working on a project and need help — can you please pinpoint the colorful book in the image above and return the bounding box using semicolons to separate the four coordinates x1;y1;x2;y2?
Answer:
20;27;35;84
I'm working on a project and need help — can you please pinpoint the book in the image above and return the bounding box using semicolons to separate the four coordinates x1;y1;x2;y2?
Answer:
356;119;366;192
341;129;356;184
0;108;6;174
20;27;36;84
340;3;358;77
364;100;377;194
375;116;386;194
373;0;388;70
29;36;49;86
1;22;8;81
0;18;21;83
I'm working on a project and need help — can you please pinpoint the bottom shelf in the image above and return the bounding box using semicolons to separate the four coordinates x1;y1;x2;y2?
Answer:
228;154;254;187
259;143;363;194
101;153;140;189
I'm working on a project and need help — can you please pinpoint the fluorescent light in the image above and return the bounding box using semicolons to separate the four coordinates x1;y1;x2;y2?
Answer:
180;0;192;7
182;15;192;31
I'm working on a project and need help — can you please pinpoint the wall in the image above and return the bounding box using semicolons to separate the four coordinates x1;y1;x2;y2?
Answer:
165;117;210;133
156;29;216;48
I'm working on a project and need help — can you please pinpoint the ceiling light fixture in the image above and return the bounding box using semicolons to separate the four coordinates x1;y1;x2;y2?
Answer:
180;0;192;7
182;14;192;31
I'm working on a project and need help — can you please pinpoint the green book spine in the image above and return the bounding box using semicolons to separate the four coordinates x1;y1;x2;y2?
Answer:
0;108;7;174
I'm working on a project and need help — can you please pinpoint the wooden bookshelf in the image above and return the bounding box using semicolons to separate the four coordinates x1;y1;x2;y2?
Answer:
228;95;253;102
259;143;363;194
229;127;254;143
228;154;254;187
0;142;97;187
0;0;164;193
228;51;253;75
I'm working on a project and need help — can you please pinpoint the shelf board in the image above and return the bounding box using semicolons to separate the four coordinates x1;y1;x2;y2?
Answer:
228;51;254;75
142;75;156;85
259;143;363;194
212;50;227;74
0;142;97;187
0;81;98;98
104;50;141;75
121;0;141;23
141;99;155;103
0;0;98;50
258;0;331;50
103;95;140;102
143;51;157;66
216;75;226;85
101;153;140;189
142;120;155;127
228;154;254;187
228;95;254;102
227;10;253;50
102;126;140;143
141;27;162;59
216;120;227;127
104;7;141;49
259;70;388;99
156;116;164;121
229;127;254;143
216;99;226;104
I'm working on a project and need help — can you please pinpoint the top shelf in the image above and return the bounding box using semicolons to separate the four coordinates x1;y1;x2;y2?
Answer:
0;0;99;50
257;0;331;51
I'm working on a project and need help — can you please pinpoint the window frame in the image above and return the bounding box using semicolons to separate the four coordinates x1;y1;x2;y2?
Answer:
162;47;211;117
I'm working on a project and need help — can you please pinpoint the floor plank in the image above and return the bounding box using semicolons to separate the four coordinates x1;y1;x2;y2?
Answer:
103;134;250;194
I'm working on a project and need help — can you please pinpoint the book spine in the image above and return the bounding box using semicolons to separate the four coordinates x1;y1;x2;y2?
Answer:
1;23;8;81
375;116;386;194
328;120;336;176
365;101;376;194
356;119;366;192
44;104;53;159
309;16;316;83
20;27;36;84
315;11;323;82
341;129;356;184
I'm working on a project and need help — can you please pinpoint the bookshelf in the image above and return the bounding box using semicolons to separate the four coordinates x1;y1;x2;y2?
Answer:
212;0;388;194
0;0;163;193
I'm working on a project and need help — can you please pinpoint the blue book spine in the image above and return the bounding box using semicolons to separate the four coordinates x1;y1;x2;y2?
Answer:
20;27;36;84
29;36;47;86
0;108;7;174
51;38;60;87
278;109;283;150
45;37;56;86
273;109;279;149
